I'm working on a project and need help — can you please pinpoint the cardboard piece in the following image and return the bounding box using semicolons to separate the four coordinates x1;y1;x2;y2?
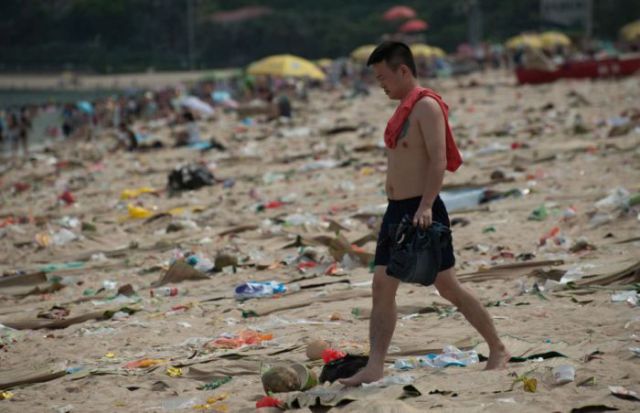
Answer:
151;260;209;287
243;289;372;317
457;260;565;283
2;310;107;330
284;381;421;409
0;366;67;390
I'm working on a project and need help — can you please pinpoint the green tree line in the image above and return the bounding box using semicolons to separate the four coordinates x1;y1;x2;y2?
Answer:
0;0;637;73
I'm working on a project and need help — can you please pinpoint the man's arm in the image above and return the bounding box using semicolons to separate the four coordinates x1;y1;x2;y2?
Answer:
413;97;447;227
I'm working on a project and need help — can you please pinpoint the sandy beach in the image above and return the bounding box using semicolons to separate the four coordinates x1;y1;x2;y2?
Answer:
1;71;639;412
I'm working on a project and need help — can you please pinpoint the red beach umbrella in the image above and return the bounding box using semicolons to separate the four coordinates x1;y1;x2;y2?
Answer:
399;19;428;33
383;6;417;21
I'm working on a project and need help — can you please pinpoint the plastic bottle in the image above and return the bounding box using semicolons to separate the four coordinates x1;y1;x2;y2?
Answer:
52;228;78;246
160;396;200;411
102;280;118;290
426;346;479;368
393;346;479;370
440;188;485;212
394;358;420;370
186;255;214;272
553;365;575;384
594;187;630;212
234;281;287;300
150;287;186;297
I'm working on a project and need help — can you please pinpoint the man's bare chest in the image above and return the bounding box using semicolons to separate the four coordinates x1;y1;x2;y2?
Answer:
391;115;425;153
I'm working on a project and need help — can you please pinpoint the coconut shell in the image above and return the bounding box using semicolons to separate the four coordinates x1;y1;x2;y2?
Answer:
289;362;318;390
261;365;301;393
306;339;330;360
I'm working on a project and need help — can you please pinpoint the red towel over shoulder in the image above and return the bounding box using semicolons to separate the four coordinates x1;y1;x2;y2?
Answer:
384;87;463;172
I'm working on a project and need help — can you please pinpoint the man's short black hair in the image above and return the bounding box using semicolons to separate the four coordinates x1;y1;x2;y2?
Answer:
367;41;417;77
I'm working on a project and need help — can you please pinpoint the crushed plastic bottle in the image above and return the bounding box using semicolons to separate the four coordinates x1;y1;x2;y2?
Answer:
440;188;485;213
150;287;186;297
185;255;214;272
160;396;201;411
394;345;479;370
553;365;575;384
52;228;78;246
91;253;108;262
283;213;321;227
234;281;288;300
394;358;421;370
611;290;639;306
58;216;80;229
102;280;118;290
559;263;595;284
594;187;630;212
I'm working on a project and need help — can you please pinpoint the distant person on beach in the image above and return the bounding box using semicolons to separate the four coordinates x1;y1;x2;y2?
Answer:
18;106;31;159
262;88;292;120
0;110;5;149
6;110;24;162
115;121;138;151
340;42;510;387
61;104;74;138
272;90;292;119
174;111;201;146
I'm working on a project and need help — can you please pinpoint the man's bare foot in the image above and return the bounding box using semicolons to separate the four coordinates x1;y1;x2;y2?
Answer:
485;346;511;370
338;366;384;387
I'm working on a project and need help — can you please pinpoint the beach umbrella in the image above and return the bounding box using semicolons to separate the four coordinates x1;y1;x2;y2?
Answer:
315;58;333;69
620;20;640;41
76;101;93;114
505;34;543;50
383;6;416;21
350;44;377;62
210;6;272;23
411;44;437;59
399;19;428;33
411;44;434;58
247;54;326;80
177;96;215;116
430;46;446;57
540;31;571;48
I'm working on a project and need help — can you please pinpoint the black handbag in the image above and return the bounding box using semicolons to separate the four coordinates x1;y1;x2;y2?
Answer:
167;164;215;192
319;355;369;383
386;215;451;286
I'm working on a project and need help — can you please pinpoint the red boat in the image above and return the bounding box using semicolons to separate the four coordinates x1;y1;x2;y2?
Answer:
516;54;640;84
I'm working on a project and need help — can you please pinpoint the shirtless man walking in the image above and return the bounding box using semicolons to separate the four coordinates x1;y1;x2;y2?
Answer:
341;42;510;387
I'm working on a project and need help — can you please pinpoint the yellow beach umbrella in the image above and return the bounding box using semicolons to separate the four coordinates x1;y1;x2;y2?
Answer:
431;46;446;57
350;44;377;62
247;54;326;80
315;58;333;68
540;31;571;48
621;20;640;41
411;44;437;59
415;44;445;58
505;34;543;50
